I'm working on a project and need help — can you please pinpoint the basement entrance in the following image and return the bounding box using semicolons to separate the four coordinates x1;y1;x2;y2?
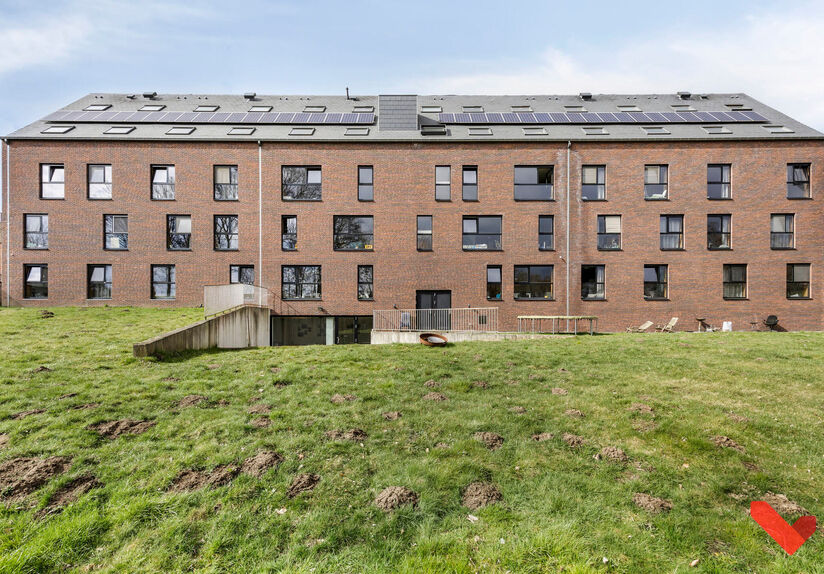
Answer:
415;290;452;331
335;316;372;344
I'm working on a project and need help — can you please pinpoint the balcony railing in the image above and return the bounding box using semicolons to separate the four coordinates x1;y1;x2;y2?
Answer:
372;307;498;332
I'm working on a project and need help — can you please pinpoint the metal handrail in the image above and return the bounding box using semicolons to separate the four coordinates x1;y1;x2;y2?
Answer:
372;307;498;332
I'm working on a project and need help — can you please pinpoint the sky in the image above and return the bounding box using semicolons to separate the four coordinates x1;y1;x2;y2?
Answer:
1;0;823;137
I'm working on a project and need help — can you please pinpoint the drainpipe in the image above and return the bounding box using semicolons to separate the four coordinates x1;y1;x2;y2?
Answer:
257;141;263;292
566;140;571;326
4;140;9;308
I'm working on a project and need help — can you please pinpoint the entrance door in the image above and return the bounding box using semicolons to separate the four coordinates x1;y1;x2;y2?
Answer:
335;316;373;344
416;290;452;331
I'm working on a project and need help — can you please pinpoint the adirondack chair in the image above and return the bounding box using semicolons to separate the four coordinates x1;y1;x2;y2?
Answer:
626;320;654;333
656;317;678;332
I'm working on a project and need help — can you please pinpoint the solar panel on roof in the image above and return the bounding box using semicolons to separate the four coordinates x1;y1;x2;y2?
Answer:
644;112;668;123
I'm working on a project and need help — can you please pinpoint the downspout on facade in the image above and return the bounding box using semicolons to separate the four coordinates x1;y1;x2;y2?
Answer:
566;140;571;323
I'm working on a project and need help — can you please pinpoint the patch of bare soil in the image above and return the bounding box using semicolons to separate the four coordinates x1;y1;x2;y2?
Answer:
629;403;654;415
32;366;52;373
0;457;72;500
206;364;221;370
287;473;320;498
241;451;283;477
632;420;658;433
528;374;541;380
595;446;628;463
558;367;568;373
435;442;450;449
217;399;230;406
727;412;749;423
375;486;419;511
162;377;180;382
551;388;568;395
36;474;101;517
564;409;584;418
247;403;271;415
506;379;519;386
424;380;440;388
761;492;807;515
742;461;760;472
422;392;447;401
330;394;357;404
462;482;502;510
712;436;744;452
562;433;585;447
633;492;672;513
472;381;488;389
178;395;207;408
270;367;281;374
473;432;504;450
69;403;99;411
39;310;54;319
510;406;527;414
0;434;8;449
273;379;291;389
325;428;367;441
58;393;77;400
251;417;271;428
532;432;554;442
11;409;46;420
88;419;156;439
382;411;401;421
169;465;239;492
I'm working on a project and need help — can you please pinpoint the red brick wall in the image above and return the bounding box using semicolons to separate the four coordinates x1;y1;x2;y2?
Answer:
2;138;823;332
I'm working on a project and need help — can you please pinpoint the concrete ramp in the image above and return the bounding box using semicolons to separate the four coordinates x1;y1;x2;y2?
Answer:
133;305;269;357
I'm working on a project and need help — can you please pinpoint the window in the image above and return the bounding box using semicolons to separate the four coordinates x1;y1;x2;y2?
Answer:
581;265;605;300
514;166;553;200
214;166;238;201
104;215;128;250
787;264;811;299
462;216;502;250
166;126;195;135
24;264;48;299
487;266;502;300
435;166;451;201
151;166;175;200
214;215;239;250
707;215;731;250
358;265;373;300
40;164;64;199
282;166;322;200
417;216;433;251
248;106;272;113
514;265;553;300
643;126;669;135
151;265;176;299
597;215;621;250
303;105;326;113
771;214;794;249
84;104;111;111
167;215;191;250
462;166;478;201
660;215;684;250
140;104;165;111
462;105;484;113
88;164;112;199
644;265;668;300
723;264;747;299
333;216;374;250
539;216;554;250
41;126;74;134
582;126;608;136
707;164;731;199
358;166;374;201
87;265;112;299
230;265;255;285
24;214;48;249
353;105;374;113
282;215;297;250
104;126;135;135
787;164;810;198
344;127;369;136
644;165;668;200
289;127;314;136
421;105;442;113
468;127;492;136
581;165;605;200
523;127;548;136
282;265;321;300
702;125;731;135
228;127;255;136
194;105;218;112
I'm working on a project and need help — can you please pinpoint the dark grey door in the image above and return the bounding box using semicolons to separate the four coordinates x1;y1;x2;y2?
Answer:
416;290;451;331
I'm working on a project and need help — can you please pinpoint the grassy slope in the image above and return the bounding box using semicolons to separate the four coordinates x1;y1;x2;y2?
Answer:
0;307;822;573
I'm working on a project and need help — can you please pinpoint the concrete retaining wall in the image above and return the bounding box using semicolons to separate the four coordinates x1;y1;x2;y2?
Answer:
134;306;270;357
370;330;566;345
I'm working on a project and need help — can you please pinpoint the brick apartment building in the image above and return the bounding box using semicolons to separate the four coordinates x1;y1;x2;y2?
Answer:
2;92;823;342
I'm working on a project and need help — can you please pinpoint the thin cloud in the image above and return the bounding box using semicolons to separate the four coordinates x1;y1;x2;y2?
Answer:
0;15;92;76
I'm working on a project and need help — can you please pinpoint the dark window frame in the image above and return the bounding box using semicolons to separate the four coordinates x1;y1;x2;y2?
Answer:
771;213;795;249
214;165;239;201
644;164;668;200
787;263;811;299
514;265;554;300
707;164;731;200
358;165;374;201
581;264;606;300
723;264;747;300
462;165;478;201
24;213;48;250
104;214;129;251
660;215;684;250
538;215;554;251
787;163;811;199
581;165;606;201
333;215;374;251
417;215;433;251
487;265;502;300
87;164;113;200
514;165;554;201
230;264;255;285
40;163;65;200
282;215;297;250
462;215;502;251
707;214;731;250
643;264;668;300
87;264;112;300
281;265;322;300
282;166;322;201
151;165;176;200
435;165;451;201
151;264;176;300
23;264;48;299
213;214;239;251
597;215;622;250
166;214;192;250
357;265;374;300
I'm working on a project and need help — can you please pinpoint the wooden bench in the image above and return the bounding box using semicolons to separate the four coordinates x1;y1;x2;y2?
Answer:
517;315;598;335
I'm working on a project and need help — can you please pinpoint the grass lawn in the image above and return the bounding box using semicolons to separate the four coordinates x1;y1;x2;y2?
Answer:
0;307;822;573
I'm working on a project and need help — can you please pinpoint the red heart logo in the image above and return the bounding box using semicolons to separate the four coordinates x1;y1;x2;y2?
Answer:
750;501;816;555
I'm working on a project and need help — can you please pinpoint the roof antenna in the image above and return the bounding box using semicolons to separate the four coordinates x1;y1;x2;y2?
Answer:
346;87;350;100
